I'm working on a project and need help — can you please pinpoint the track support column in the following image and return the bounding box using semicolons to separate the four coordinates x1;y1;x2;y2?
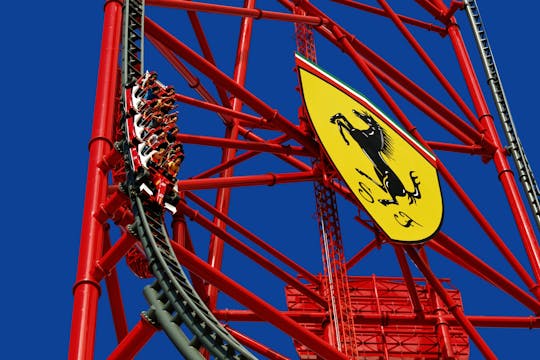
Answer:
444;10;540;289
68;1;123;359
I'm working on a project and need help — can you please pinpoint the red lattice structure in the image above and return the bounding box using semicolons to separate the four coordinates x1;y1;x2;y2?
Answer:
69;1;540;359
286;276;469;359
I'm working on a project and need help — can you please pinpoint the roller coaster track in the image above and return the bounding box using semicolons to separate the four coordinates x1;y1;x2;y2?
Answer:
465;0;540;230
119;0;257;358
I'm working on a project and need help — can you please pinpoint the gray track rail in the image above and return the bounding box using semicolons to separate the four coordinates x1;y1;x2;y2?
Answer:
465;0;540;230
128;196;256;359
119;0;257;358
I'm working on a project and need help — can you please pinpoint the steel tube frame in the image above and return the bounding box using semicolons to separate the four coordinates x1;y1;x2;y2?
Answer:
331;0;446;35
169;240;348;359
426;140;485;154
437;161;539;296
95;232;137;281
345;238;378;270
377;0;483;132
184;3;232;109
188;132;305;181
147;33;321;177
394;245;425;316
213;309;540;328
68;1;122;359
431;282;457;358
176;200;328;308
149;31;317;177
224;325;289;360
406;247;497;359
430;232;540;313
206;0;255;309
171;210;208;299
147;0;325;26
102;232;129;343
174;93;266;127
144;17;319;154
104;271;129;343
177;170;318;191
371;62;480;147
444;10;540;287
74;2;540;358
176;133;309;160
329;24;432;153
149;38;232;123
281;0;497;152
107;318;158;360
185;191;321;285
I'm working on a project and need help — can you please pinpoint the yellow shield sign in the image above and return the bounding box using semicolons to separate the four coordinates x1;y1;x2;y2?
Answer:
297;54;443;243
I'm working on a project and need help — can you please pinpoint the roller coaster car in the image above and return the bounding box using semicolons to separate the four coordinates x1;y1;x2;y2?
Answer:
133;71;158;97
163;112;178;125
127;72;182;214
138;97;177;115
145;84;174;102
134;167;179;214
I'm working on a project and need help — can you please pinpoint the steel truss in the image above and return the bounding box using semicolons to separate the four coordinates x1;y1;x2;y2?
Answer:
70;1;540;359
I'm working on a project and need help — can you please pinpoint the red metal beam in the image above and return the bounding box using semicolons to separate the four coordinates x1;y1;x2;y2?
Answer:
107;317;158;360
184;3;231;110
414;0;447;22
149;35;318;179
68;1;122;359
147;0;325;26
377;0;483;132
426;141;485;155
171;210;208;301
206;0;254;310
437;162;539;297
214;309;540;328
177;133;310;156
174;93;267;128
148;33;321;176
144;17;319;154
175;201;327;308
102;231;129;344
345;238;379;270
406;247;497;359
185;191;321;285
283;0;496;152
330;0;446;35
429;232;540;314
431;283;457;358
149;33;316;177
192;149;262;180
223;325;289;360
148;37;235;126
444;9;540;288
177;171;318;191
393;245;425;316
371;63;480;147
169;241;348;359
188;133;312;185
95;232;137;282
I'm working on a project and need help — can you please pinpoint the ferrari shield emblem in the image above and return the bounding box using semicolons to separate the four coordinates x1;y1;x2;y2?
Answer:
296;54;443;243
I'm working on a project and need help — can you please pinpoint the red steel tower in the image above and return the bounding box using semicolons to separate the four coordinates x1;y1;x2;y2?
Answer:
70;1;540;359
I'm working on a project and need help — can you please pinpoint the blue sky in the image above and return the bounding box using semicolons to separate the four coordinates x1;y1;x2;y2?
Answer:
2;1;539;359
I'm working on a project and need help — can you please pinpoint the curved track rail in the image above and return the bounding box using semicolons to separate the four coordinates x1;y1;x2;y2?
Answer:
126;191;256;359
118;0;257;358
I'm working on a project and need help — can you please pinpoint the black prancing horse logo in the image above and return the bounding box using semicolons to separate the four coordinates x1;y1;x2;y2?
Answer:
330;110;422;208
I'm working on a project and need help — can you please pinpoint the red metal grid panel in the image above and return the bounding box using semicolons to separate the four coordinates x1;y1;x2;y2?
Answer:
286;276;469;359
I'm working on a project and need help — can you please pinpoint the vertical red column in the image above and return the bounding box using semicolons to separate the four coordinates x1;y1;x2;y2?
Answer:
444;17;540;286
207;0;255;310
68;1;123;359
